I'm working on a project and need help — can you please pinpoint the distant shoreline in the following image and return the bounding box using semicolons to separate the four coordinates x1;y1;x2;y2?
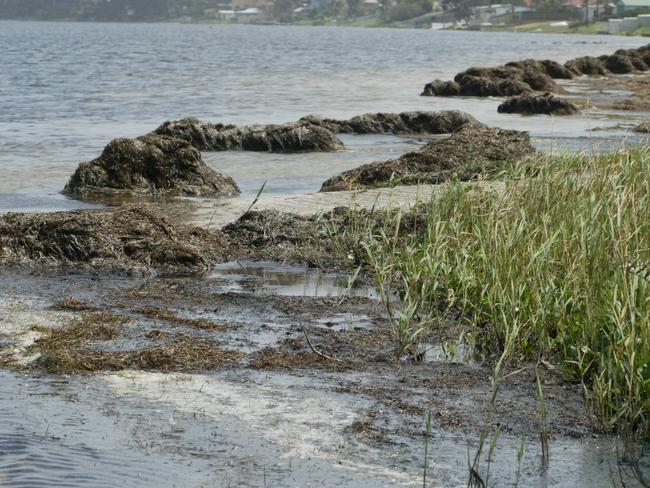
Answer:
1;17;649;36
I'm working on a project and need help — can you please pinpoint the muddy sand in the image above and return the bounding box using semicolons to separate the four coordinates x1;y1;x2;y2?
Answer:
0;264;632;487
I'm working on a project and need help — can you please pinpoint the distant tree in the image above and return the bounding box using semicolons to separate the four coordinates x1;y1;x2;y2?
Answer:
453;0;474;21
272;0;296;21
537;0;563;11
384;0;432;21
325;0;346;17
347;0;363;17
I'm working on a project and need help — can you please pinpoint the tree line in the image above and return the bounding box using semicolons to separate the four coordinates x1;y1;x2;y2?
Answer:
0;0;222;21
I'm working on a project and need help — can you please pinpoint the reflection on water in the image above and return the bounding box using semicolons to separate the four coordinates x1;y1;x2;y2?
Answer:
210;261;379;298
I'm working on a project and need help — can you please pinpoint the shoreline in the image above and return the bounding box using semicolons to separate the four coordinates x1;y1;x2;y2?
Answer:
1;17;649;37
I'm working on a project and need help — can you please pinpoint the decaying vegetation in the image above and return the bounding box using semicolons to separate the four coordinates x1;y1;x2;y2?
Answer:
63;134;239;200
28;311;241;373
320;122;535;191
0;204;225;271
153;117;345;153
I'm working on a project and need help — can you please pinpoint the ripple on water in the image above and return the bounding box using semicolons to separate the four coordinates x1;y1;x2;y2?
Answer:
0;372;217;487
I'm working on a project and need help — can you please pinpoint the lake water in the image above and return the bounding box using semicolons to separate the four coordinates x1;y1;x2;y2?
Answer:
0;21;647;213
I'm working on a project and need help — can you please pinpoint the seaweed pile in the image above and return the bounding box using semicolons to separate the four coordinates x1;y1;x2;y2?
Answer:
0;204;225;271
321;122;535;191
421;44;650;115
153;118;345;153
422;44;650;98
299;110;477;135
63;134;239;200
497;92;579;115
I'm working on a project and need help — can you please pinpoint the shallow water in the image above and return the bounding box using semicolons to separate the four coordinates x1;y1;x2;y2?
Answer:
209;261;379;298
1;365;648;488
0;21;648;212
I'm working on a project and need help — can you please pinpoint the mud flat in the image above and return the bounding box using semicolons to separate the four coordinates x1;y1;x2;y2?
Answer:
188;181;505;230
0;267;644;487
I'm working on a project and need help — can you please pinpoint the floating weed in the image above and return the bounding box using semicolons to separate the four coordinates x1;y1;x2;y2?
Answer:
28;311;240;373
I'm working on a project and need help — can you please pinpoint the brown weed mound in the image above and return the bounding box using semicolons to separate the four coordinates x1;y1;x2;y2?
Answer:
320;122;535;192
0;204;224;271
423;65;553;97
498;93;579;116
153;117;344;152
422;44;650;99
300;111;477;135
63;134;239;200
564;56;607;76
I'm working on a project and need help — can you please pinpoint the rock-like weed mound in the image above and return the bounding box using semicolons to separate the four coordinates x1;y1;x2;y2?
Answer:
497;93;579;115
320;122;535;192
0;204;224;271
63;135;239;200
300;111;477;135
154;118;344;153
422;44;650;98
423;65;554;97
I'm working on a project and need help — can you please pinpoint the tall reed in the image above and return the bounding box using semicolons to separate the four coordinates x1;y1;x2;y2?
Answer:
344;148;650;436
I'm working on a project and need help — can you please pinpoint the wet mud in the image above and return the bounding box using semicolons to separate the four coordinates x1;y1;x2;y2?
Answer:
1;266;648;486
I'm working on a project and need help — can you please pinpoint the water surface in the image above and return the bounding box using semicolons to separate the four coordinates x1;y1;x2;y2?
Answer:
0;21;647;212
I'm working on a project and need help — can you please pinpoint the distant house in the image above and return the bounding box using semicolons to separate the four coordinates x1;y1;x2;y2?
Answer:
561;0;614;20
217;7;261;20
617;0;650;12
237;7;262;20
231;0;273;10
217;9;237;19
470;4;533;25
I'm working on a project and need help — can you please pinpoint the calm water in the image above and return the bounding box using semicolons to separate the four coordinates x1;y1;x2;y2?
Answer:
0;21;647;212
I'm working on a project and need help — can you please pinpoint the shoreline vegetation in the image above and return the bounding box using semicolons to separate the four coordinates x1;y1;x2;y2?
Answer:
337;147;650;438
0;2;649;35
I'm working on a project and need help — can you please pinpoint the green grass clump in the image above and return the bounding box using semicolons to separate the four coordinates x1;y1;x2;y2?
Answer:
346;148;650;437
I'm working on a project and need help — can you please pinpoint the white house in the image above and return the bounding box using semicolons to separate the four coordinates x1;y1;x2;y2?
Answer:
617;0;650;12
